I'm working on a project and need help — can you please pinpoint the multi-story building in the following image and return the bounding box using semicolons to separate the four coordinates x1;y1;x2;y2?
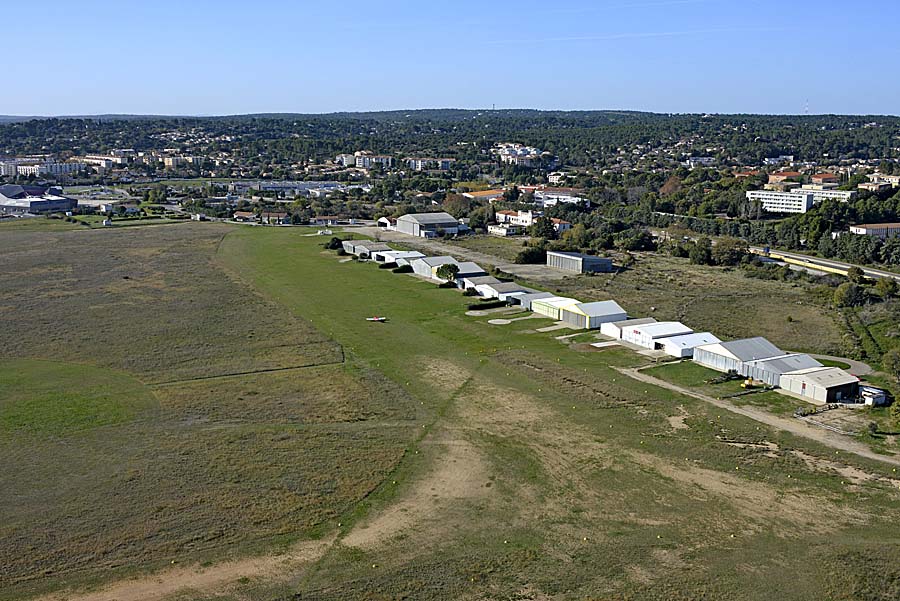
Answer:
795;185;855;203
354;152;393;169
548;171;568;184
405;157;455;171
868;173;900;187
746;190;815;214
849;223;900;239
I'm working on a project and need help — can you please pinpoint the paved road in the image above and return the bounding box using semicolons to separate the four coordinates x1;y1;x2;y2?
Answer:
750;246;900;282
353;227;569;280
808;354;874;376
617;365;900;467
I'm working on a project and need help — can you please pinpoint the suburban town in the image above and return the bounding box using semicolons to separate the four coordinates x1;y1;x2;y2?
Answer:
6;1;900;600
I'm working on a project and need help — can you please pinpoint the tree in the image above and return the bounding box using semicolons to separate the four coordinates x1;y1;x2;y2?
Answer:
875;277;898;299
435;263;460;283
712;237;749;266
529;216;557;240
883;349;900;382
833;282;866;307
846;266;867;284
689;237;713;265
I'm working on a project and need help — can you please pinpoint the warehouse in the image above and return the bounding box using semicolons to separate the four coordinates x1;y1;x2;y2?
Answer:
455;262;487;279
395;212;461;238
372;249;425;264
692;337;783;374
531;296;580;320
742;353;823;387
779;367;860;405
460;275;501;290
600;317;657;340
559;300;627;330
476;282;533;301
0;184;77;214
341;239;392;256
515;291;555;310
546;251;614;273
411;256;457;278
658;332;721;358
622;321;693;350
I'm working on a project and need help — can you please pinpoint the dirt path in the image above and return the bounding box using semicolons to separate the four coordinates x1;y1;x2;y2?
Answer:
616;366;900;467
38;538;334;601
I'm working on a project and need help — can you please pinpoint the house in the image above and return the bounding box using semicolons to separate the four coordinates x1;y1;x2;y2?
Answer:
779;367;860;405
551;218;572;233
261;211;289;225
514;291;556;310
546;251;614;273
233;210;257;222
531;296;580;321
462;189;505;202
734;170;760;178
600;317;657;340
311;215;342;226
558;300;628;330
488;223;524;236
496;210;540;227
693;337;784;374
811;173;839;185
534;188;588;207
395;212;460;238
622;322;693;350
768;171;803;184
460;275;502;290
658;332;721;358
548;171;568;184
411;256;457;279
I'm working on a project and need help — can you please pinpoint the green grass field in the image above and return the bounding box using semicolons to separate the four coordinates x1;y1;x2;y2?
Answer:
3;222;900;600
445;234;526;262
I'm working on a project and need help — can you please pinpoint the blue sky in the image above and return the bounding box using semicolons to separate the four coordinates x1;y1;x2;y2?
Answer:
7;0;900;116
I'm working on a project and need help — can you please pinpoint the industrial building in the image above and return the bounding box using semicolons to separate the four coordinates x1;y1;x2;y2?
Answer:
546;251;614;273
476;282;533;301
600;318;657;340
454;262;488;279
341;240;392;257
779;367;860;405
849;223;900;239
395;212;461;238
741;353;824;387
622;322;693;350
411;256;457;278
558;300;628;330
531;296;580;320
658;332;721;358
692;337;784;374
372;249;426;264
0;185;77;214
460;275;502;290
514;291;556;310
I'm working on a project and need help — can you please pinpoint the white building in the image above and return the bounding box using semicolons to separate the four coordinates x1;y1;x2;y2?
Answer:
530;296;580;321
849;223;900;239
558;300;628;330
779;367;859;405
746;191;814;214
622;321;693;350
395;212;461;238
548;171;568;184
496;210;539;227
795;185;855;203
868;173;900;188
658;332;721;358
534;189;588;207
411;256;457;279
600;317;657;340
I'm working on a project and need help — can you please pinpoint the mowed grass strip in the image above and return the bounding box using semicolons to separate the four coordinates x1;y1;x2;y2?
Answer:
0;359;158;436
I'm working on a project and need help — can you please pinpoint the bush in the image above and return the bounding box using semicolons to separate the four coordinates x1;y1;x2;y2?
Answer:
392;264;413;273
438;281;457;288
514;247;547;264
467;300;508;310
378;262;397;269
463;288;478;296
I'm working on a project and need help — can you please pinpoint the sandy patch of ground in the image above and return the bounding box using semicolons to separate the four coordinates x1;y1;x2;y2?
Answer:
38;538;334;601
488;319;512;325
416;357;473;394
667;406;690;431
341;436;490;549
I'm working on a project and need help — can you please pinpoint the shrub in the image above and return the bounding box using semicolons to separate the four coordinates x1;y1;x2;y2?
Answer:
463;288;478;296
438;281;457;289
392;264;413;273
514;247;546;264
468;300;507;310
378;262;397;270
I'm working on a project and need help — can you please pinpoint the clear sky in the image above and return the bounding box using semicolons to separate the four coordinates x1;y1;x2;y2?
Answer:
7;0;900;116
